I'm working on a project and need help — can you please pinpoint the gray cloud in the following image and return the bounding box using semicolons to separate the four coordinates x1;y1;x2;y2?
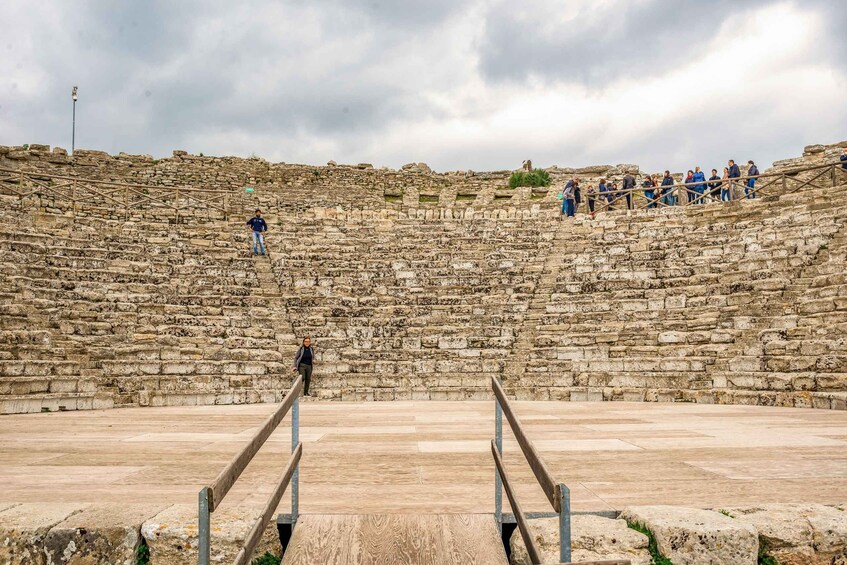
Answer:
0;0;844;173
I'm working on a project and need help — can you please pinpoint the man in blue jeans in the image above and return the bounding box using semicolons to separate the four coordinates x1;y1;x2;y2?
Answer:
561;178;577;218
746;160;760;199
246;209;268;255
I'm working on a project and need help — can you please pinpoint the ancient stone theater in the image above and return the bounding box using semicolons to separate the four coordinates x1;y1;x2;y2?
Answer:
0;141;846;564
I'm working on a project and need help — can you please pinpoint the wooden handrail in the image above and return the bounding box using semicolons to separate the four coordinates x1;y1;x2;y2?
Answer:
208;376;303;511
233;443;303;565
491;440;543;565
491;377;560;512
580;161;846;209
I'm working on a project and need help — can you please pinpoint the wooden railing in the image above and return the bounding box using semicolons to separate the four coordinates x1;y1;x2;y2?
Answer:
198;376;302;565
579;161;847;213
0;167;236;221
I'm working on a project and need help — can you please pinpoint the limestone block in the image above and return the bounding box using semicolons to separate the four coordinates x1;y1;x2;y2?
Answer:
726;504;847;565
141;504;281;565
510;515;650;565
0;503;88;565
43;503;166;565
621;506;758;565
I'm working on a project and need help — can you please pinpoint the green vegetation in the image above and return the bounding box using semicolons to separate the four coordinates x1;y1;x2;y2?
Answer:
251;553;281;565
627;521;673;565
455;194;477;201
384;195;402;203
136;542;150;565
419;195;439;204
718;509;733;517
758;539;779;565
508;169;551;189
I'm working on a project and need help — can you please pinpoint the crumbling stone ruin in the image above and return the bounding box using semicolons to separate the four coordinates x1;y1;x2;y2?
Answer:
1;141;846;414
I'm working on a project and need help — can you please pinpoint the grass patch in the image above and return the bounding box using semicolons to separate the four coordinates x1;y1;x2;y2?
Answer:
251;553;281;565
758;539;778;565
384;195;402;203
508;170;551;189
456;194;477;201
419;195;439;204
136;542;150;565
627;521;673;565
718;509;733;517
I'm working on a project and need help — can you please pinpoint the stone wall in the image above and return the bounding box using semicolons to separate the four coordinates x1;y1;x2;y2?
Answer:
1;141;846;412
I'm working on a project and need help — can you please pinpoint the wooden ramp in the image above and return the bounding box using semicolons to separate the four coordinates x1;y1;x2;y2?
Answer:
282;514;508;564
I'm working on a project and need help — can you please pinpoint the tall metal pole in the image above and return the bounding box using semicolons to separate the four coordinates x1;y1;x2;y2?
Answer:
71;86;78;155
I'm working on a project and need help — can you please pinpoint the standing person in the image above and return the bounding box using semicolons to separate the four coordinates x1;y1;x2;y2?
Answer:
746;160;760;199
246;209;268;256
561;178;576;218
586;184;597;219
728;159;742;200
573;178;582;214
708;169;721;202
622;172;636;210
643;175;657;209
661;171;675;206
609;181;619;210
841;148;847;171
598;179;609;211
684;170;695;205
292;337;316;396
721;167;731;201
692;167;707;204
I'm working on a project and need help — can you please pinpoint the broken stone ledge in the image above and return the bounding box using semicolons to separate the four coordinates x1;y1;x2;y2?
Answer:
512;504;847;565
0;502;281;565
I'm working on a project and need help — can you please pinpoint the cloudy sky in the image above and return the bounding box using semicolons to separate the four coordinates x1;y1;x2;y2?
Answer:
2;0;845;172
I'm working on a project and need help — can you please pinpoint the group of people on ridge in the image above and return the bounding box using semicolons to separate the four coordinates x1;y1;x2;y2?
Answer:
561;159;762;218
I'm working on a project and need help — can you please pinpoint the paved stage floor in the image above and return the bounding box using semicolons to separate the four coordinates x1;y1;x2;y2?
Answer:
1;401;846;514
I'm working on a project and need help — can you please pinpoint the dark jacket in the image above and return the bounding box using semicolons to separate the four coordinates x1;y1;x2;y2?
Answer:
622;175;636;190
293;345;315;368
247;217;268;232
708;175;722;190
842;153;847;170
748;164;760;177
661;176;675;187
729;164;741;179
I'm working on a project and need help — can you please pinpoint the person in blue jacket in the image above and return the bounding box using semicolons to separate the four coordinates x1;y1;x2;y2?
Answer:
246;209;268;256
746;160;760;199
661;171;675;206
842;148;847;171
598;179;609;211
692;167;707;204
561;179;577;218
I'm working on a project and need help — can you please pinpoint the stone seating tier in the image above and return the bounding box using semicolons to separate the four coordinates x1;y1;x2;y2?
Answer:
1;174;846;412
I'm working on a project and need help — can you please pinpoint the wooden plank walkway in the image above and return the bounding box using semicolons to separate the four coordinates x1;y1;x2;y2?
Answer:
281;513;507;564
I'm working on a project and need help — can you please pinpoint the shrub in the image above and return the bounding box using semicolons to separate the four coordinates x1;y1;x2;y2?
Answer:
508;170;551;189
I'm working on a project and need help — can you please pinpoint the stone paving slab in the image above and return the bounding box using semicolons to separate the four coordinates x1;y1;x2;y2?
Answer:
1;401;847;514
